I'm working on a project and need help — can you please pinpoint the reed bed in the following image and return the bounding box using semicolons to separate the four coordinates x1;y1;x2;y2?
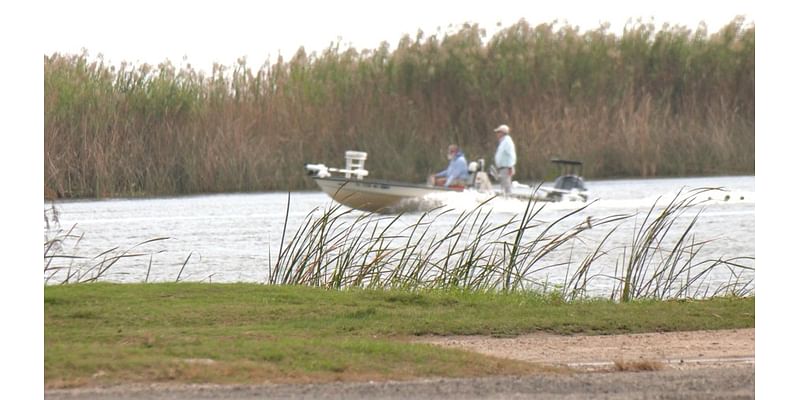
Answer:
264;189;753;301
44;18;754;199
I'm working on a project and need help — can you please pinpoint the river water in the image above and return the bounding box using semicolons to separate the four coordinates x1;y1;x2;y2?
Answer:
43;176;755;297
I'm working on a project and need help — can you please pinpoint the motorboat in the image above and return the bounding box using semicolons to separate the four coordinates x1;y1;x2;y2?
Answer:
506;159;589;202
305;151;588;213
304;151;470;213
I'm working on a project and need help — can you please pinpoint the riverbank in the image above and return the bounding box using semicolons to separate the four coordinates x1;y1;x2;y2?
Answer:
45;283;754;389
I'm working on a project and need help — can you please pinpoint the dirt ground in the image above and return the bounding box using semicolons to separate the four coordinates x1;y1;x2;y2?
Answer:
45;329;755;400
418;328;755;371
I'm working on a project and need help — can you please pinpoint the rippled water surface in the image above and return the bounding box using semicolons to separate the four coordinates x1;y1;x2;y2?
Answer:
44;176;755;294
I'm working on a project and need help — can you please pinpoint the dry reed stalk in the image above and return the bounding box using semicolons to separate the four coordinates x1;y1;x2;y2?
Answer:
45;18;753;198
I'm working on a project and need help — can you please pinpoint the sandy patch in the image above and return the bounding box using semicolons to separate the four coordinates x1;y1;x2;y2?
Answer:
419;328;754;370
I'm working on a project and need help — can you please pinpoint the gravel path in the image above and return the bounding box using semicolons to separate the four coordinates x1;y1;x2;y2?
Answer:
44;366;755;400
46;329;755;400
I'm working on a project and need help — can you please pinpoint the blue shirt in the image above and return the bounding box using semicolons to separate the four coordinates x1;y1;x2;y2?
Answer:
494;135;516;168
435;151;469;186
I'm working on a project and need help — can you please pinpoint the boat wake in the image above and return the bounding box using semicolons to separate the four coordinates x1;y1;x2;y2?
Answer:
392;190;572;215
389;188;755;216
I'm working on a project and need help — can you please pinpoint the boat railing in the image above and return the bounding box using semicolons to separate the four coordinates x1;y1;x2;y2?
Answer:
306;150;370;180
344;151;368;180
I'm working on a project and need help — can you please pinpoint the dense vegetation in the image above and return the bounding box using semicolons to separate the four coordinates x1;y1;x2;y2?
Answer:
44;18;754;199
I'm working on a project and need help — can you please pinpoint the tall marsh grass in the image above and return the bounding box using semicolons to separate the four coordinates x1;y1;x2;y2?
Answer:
44;18;754;199
265;189;753;301
44;189;754;301
614;190;754;301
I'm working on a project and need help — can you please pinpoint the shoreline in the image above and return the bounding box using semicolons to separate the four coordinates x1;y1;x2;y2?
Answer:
46;328;755;399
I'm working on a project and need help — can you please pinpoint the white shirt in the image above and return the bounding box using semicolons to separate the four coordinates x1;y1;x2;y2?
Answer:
494;135;516;168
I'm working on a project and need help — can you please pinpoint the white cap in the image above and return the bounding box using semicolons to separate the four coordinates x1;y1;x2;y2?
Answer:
493;124;510;134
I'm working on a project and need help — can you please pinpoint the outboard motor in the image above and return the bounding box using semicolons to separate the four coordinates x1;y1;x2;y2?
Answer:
468;158;492;192
467;158;486;175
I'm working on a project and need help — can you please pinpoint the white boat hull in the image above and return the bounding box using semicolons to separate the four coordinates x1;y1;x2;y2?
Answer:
306;153;588;213
313;177;461;213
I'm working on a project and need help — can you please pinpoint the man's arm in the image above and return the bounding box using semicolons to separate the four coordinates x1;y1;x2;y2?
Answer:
508;138;517;167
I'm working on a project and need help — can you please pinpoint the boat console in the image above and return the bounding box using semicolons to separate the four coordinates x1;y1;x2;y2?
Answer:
545;159;588;201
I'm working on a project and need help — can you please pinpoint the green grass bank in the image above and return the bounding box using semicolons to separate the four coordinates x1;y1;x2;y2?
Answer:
45;283;755;388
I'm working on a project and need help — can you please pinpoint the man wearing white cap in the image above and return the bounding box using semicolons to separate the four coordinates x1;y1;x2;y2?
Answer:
493;124;516;196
